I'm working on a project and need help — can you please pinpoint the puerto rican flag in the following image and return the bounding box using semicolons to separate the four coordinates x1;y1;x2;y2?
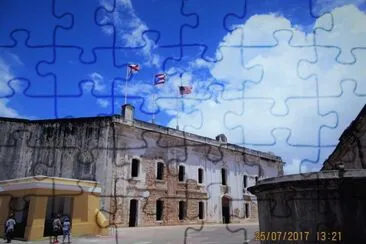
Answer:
128;64;141;74
154;73;167;85
179;85;192;95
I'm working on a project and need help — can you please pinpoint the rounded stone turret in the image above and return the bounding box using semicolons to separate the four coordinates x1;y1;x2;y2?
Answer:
248;170;366;243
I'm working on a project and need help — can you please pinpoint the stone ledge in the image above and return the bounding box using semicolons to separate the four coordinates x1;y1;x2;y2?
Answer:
256;169;366;186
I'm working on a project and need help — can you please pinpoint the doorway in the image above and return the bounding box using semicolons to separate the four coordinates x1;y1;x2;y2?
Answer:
129;199;138;227
222;196;231;224
9;197;30;239
43;197;73;237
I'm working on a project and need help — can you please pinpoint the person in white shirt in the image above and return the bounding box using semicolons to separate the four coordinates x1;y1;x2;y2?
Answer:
62;216;72;243
5;213;16;243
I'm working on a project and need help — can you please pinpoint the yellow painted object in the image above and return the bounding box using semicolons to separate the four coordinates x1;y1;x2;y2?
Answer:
0;176;109;241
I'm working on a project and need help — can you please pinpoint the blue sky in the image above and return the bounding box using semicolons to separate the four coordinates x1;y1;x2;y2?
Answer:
0;0;365;175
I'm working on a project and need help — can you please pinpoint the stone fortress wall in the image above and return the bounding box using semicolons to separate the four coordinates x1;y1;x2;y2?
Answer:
0;104;284;227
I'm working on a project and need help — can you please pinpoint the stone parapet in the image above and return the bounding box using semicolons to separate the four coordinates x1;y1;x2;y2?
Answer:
248;170;366;243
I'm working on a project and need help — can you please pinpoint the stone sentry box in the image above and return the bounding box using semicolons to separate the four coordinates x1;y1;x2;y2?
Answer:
248;170;366;243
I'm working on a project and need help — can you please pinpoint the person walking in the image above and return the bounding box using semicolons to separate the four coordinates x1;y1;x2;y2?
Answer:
5;213;16;243
52;214;62;244
62;216;71;243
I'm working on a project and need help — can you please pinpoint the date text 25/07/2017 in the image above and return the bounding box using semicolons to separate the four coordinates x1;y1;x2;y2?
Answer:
254;231;310;241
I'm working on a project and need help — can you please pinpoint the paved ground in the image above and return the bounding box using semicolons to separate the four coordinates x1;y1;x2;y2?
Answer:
4;223;260;244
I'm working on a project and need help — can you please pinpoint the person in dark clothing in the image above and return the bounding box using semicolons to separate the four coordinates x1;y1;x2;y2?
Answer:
5;213;16;243
52;214;62;243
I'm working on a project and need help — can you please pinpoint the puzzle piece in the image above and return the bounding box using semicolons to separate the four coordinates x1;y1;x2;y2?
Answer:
180;0;249;61
222;30;318;115
53;0;116;63
313;4;366;64
100;0;197;68
317;80;366;144
0;36;55;96
298;47;366;97
36;47;153;117
0;0;72;46
224;97;337;146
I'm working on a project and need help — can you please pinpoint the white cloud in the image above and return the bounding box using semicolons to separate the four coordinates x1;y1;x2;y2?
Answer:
0;99;21;118
0;58;13;95
314;4;366;63
88;72;106;92
97;99;110;108
284;159;317;175
0;57;22;118
99;0;160;67
162;5;366;175
313;0;364;16
8;53;23;66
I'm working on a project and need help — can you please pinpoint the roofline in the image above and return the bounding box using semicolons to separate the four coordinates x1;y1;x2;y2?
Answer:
0;115;284;162
322;104;366;169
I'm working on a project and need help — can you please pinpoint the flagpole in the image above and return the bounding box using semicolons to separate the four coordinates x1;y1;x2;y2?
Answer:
152;75;155;124
180;73;184;118
177;73;183;130
176;95;179;130
152;93;155;124
124;65;129;105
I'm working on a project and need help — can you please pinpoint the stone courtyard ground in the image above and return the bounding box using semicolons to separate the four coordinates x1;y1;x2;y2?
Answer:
4;223;260;244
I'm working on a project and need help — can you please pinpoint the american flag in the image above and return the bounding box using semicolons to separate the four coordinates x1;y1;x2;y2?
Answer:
179;85;192;95
128;64;141;73
154;73;167;85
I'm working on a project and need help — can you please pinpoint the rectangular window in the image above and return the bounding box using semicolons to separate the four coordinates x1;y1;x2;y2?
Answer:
156;200;163;221
221;168;227;185
131;159;139;177
198;168;203;184
157;162;164;180
255;176;258;184
179;201;186;220
245;203;249;218
198;202;204;220
243;175;247;188
178;166;185;182
83;163;91;174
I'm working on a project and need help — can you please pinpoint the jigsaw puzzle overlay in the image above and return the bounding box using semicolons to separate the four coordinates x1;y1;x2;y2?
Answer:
0;0;366;243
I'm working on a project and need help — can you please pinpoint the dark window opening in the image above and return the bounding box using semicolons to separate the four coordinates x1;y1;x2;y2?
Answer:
255;176;258;183
198;168;204;184
129;199;138;227
83;163;91;174
198;201;204;220
245;203;249;218
131;159;139;177
221;168;227;185
243;175;247;188
157;162;164;180
156;200;164;221
179;201;186;220
178;165;185;182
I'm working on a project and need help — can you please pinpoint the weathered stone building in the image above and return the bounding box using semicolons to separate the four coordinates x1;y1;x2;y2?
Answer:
322;104;366;170
0;104;284;227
